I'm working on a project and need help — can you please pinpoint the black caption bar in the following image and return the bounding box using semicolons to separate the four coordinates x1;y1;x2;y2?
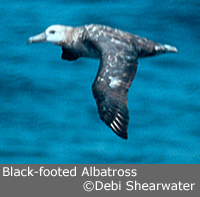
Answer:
0;164;199;196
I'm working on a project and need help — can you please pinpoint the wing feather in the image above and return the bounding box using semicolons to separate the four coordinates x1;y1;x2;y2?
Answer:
92;50;138;139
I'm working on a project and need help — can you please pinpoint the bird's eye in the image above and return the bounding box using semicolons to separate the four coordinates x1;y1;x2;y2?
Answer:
49;30;55;34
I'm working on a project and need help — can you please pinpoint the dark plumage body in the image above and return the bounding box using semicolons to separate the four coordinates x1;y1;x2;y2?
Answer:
28;24;178;139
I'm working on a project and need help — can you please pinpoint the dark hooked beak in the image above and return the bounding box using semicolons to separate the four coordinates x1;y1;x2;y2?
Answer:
27;32;46;44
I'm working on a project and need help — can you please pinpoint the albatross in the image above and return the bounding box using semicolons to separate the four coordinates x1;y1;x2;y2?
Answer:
27;24;178;140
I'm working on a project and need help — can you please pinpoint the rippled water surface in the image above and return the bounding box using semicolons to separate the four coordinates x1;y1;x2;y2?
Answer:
0;0;199;163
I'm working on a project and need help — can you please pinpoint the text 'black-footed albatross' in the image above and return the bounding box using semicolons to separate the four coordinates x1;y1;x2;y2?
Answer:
27;24;178;140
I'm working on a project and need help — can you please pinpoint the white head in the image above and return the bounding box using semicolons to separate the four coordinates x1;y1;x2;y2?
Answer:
45;25;70;44
27;25;73;45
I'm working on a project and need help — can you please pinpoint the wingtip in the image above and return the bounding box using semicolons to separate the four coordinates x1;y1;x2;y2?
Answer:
122;135;128;140
110;123;128;140
114;131;128;140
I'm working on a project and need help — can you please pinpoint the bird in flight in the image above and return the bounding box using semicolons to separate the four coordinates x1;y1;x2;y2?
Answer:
28;24;177;139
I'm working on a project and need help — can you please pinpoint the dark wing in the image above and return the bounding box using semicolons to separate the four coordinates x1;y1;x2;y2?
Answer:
61;47;79;61
92;51;138;139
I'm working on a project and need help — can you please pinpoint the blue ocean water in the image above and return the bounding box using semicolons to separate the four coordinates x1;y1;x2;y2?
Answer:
0;0;199;164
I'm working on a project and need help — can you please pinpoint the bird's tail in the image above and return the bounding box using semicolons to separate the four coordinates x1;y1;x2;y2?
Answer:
134;36;178;58
161;44;178;53
154;44;178;54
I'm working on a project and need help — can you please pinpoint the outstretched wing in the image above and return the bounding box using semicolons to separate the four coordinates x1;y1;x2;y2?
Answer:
92;50;138;139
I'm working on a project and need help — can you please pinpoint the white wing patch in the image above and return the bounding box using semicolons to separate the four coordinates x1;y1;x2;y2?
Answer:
108;76;122;88
111;38;121;45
